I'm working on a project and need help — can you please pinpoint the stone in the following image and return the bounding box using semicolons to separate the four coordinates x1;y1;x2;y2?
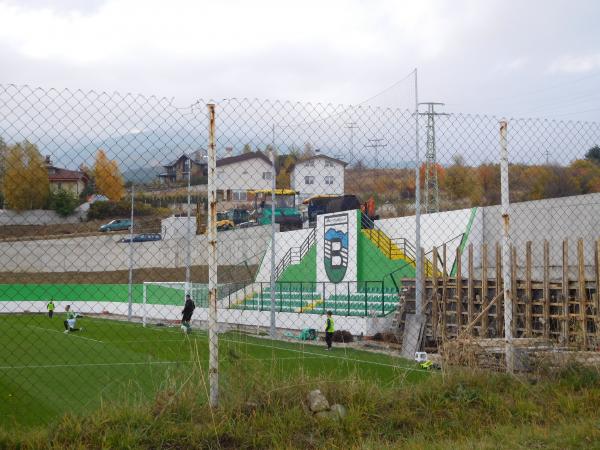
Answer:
330;404;348;419
307;389;330;413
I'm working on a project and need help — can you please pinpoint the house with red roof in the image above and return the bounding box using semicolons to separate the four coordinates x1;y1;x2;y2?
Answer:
45;156;88;196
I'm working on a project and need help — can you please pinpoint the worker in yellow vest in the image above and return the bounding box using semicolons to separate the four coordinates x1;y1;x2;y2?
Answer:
325;311;334;350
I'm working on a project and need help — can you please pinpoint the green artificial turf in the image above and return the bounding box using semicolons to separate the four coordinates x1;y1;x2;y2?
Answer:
0;313;425;428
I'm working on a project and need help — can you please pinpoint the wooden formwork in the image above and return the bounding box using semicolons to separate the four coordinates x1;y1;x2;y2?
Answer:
395;238;600;352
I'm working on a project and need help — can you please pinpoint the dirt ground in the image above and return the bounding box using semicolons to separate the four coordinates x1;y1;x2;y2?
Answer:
0;217;162;241
0;265;257;284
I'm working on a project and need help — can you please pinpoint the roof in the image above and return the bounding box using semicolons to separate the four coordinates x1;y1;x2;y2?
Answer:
216;151;271;167
163;153;207;168
47;166;87;182
291;154;347;170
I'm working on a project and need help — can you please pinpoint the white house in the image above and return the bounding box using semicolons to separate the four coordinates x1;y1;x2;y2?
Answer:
290;154;347;201
216;150;273;201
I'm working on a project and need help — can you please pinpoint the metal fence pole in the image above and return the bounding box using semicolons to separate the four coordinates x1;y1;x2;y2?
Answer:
185;145;192;298
414;68;423;316
269;125;277;337
500;119;514;373
127;184;134;321
207;103;219;407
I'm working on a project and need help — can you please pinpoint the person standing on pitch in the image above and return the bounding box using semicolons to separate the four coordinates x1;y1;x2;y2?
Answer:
47;299;55;318
325;311;334;350
63;305;83;333
181;294;196;334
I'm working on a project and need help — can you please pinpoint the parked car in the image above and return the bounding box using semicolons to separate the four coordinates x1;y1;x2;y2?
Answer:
119;233;162;243
99;219;132;232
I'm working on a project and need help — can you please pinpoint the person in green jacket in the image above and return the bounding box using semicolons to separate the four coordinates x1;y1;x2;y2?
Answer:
325;311;334;350
47;299;55;319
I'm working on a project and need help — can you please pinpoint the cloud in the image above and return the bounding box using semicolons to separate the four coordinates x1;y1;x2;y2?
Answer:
549;53;600;74
0;0;486;65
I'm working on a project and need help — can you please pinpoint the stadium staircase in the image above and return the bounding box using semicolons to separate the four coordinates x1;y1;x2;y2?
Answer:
274;228;316;280
361;215;435;276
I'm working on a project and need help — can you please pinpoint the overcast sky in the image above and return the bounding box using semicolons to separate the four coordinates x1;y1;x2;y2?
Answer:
0;0;599;121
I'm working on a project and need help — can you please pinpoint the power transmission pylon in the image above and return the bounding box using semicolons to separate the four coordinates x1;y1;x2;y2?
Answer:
418;102;448;213
366;138;387;167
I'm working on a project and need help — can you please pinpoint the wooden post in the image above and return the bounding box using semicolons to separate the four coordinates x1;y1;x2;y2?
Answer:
468;244;474;330
525;241;532;337
432;246;439;340
511;245;518;337
578;239;587;349
456;247;463;332
543;240;550;340
562;240;569;345
482;243;488;337
496;242;503;337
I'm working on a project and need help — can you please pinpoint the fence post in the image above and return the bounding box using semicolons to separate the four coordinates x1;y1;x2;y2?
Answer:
207;103;219;408
269;125;277;337
500;119;514;374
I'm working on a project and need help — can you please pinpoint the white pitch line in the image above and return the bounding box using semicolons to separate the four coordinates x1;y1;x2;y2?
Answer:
29;325;105;344
0;360;189;370
0;356;328;371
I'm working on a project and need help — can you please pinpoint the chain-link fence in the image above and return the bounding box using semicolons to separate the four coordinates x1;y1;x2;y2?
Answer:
1;83;599;425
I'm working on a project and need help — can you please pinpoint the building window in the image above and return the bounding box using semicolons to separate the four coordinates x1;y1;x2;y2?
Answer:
305;176;315;185
324;176;334;185
305;160;314;167
232;190;247;201
262;171;272;180
324;160;333;167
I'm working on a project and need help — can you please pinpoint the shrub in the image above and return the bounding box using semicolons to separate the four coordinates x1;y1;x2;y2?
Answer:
87;200;167;221
49;189;79;217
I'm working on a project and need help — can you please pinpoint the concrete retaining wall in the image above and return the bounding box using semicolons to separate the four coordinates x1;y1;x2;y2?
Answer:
0;225;272;272
0;208;84;225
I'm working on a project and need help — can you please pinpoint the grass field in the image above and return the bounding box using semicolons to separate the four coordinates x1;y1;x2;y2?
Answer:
0;313;425;428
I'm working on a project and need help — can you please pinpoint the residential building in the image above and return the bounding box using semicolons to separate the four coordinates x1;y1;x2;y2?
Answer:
158;149;207;184
45;156;88;196
290;154;346;200
216;150;272;201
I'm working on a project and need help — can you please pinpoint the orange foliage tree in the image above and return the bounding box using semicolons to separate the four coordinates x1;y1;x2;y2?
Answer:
94;149;124;201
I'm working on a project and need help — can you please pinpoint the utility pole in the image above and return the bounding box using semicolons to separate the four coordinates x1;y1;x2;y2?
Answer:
418;102;448;213
345;122;359;162
366;138;387;168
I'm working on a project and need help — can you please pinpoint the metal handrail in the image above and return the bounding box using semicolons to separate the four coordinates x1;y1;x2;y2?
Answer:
274;227;316;280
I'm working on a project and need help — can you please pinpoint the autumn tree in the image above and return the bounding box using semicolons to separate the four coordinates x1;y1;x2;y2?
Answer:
276;154;298;189
568;159;600;194
444;155;481;203
242;143;252;154
585;146;600;165
2;141;50;210
477;164;500;205
94;149;125;201
419;162;446;188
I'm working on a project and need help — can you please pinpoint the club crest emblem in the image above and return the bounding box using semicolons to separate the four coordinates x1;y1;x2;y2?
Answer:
323;214;349;283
